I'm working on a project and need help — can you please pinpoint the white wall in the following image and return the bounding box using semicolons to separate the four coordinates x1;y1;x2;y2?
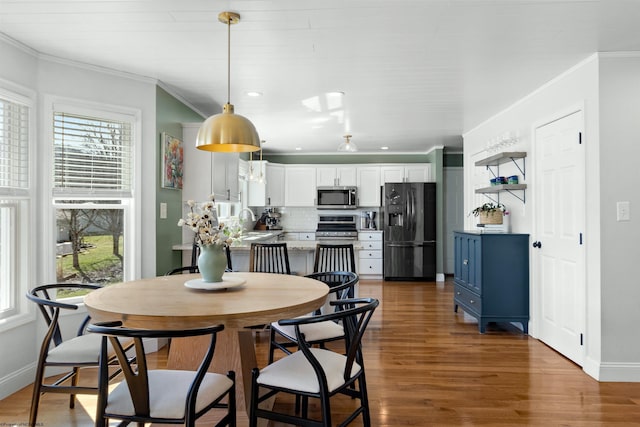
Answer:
463;55;609;379
598;54;640;373
465;53;640;381
0;35;159;398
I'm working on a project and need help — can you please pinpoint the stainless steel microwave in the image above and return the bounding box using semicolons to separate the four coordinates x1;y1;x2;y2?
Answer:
316;186;358;210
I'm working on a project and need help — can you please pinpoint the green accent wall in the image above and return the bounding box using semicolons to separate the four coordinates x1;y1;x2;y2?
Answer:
155;86;204;276
444;153;463;167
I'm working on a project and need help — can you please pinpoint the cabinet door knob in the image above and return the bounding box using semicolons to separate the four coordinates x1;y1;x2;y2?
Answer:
463;259;468;265
470;300;475;304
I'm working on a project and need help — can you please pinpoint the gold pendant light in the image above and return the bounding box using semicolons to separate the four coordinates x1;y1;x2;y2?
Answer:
196;11;261;153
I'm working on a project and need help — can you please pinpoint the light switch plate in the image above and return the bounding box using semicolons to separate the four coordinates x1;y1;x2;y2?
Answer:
160;202;167;219
616;201;630;222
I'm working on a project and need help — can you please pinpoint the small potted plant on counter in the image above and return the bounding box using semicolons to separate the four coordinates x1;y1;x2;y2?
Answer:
471;202;506;224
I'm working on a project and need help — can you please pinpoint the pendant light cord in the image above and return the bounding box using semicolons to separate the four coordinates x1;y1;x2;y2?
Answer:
227;17;231;104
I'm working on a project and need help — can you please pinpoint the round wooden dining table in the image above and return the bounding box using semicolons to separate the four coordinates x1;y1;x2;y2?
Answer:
84;271;329;422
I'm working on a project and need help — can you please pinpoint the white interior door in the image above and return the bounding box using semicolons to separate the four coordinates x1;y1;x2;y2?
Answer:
534;110;585;366
444;167;463;274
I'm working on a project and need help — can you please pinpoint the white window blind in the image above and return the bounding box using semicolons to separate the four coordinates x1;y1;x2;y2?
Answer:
0;97;29;190
53;112;132;196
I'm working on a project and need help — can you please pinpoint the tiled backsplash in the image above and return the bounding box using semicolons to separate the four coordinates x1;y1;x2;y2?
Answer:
273;207;381;231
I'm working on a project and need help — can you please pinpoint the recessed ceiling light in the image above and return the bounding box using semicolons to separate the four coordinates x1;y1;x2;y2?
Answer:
381;146;389;150
295;147;302;151
246;91;262;97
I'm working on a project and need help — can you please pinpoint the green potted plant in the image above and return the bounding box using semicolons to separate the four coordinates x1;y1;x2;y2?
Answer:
470;202;506;224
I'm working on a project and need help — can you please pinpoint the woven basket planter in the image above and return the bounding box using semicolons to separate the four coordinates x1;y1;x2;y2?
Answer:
479;210;504;225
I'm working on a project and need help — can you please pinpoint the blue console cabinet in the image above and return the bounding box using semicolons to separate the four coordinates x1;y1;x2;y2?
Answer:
453;231;530;333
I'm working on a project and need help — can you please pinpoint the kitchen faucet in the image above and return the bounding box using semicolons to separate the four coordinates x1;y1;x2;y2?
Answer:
239;208;256;222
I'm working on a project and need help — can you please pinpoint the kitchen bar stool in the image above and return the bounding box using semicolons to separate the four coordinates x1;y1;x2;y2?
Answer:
249;242;291;274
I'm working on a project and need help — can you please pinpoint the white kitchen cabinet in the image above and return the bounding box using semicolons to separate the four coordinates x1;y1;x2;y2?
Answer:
380;164;432;183
181;123;239;202
285;166;317;206
212;152;239;201
316;166;357;187
356;166;381;207
266;164;285;206
247;161;285;207
358;232;383;277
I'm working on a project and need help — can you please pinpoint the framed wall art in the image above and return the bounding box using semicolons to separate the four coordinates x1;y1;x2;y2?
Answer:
161;132;184;189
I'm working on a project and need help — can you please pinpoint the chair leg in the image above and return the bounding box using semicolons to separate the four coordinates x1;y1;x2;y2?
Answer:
249;369;260;427
69;367;79;408
358;373;371;427
28;363;45;427
268;327;276;364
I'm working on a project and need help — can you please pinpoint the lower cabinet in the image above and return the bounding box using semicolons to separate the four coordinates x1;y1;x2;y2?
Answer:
453;231;529;334
358;232;383;276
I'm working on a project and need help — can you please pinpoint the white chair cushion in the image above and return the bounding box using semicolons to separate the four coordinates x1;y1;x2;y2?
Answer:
46;334;132;364
106;370;233;420
271;319;344;342
257;347;361;394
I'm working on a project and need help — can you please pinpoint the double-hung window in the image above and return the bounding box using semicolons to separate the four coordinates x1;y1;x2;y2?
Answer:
0;87;33;325
51;103;137;297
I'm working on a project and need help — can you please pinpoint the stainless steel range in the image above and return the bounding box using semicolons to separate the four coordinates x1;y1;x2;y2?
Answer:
315;215;358;240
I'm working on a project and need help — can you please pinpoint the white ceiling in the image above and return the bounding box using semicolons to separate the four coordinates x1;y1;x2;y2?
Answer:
2;1;640;154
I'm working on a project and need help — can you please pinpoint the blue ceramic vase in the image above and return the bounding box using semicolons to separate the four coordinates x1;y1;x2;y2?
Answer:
197;244;226;282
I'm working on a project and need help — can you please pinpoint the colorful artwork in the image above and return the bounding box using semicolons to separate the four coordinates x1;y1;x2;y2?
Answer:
161;133;183;189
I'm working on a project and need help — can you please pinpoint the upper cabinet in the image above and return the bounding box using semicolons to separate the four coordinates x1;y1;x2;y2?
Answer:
182;123;239;202
357;166;381;207
316;166;357;187
247;161;285;207
212;152;240;202
285;167;317;206
380;164;432;183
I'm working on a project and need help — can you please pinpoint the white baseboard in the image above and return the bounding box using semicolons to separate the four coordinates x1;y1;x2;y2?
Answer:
584;358;640;382
0;361;36;400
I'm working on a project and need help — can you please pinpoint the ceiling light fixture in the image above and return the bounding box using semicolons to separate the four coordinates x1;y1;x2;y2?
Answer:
337;134;358;152
196;11;260;153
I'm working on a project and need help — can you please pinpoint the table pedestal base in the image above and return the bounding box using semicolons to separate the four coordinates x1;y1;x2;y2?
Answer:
167;329;272;426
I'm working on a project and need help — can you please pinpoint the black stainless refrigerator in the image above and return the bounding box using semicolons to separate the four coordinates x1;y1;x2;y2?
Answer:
383;182;436;280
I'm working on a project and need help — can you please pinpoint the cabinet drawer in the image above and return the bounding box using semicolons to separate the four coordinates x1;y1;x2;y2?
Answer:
360;240;382;250
282;232;299;240
299;233;316;241
454;284;482;315
358;232;382;241
359;250;382;259
359;259;382;274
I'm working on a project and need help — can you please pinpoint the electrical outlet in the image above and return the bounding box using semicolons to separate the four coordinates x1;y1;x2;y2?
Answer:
160;202;167;219
616;201;630;222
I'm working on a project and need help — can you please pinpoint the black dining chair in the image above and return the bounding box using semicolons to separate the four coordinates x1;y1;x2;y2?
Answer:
88;321;236;427
268;271;359;363
26;284;134;427
249;242;291;274
313;243;357;273
249;298;379;427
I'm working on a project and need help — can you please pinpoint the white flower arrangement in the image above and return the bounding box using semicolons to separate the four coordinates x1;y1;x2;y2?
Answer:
177;195;241;247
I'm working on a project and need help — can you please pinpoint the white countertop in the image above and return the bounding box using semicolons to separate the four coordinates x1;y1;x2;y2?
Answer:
173;238;364;251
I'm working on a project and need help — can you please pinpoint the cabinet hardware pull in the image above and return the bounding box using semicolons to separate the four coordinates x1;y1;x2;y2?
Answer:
470;300;475;304
456;291;461;295
463;259;468;265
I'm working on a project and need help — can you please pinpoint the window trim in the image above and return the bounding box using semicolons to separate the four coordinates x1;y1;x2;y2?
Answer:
0;79;36;332
43;95;142;300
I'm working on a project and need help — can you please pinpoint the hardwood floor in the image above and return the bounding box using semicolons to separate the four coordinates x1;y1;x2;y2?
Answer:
2;278;640;426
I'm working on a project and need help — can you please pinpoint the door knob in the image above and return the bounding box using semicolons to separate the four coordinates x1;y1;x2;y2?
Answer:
532;241;542;248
